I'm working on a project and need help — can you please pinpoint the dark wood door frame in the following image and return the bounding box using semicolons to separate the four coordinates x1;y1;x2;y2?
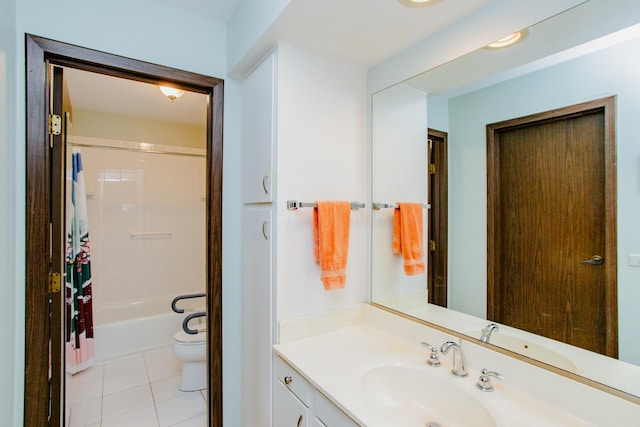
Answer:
486;96;617;357
25;34;224;426
427;129;448;307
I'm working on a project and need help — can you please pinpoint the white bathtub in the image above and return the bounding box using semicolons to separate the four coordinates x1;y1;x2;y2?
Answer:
92;293;206;362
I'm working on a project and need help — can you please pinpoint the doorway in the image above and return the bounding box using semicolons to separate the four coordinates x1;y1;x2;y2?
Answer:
24;35;223;426
427;129;448;307
486;97;617;358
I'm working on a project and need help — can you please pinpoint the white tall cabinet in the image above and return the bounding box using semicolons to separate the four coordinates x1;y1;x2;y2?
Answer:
241;52;277;426
241;44;367;426
242;53;275;204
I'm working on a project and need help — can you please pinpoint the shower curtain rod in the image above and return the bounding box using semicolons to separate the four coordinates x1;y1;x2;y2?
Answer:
66;142;206;158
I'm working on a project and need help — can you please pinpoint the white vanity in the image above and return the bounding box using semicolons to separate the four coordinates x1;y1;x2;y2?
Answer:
274;304;640;426
274;355;359;427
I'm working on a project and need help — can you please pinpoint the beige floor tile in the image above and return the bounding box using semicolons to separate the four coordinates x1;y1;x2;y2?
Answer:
155;392;206;427
102;384;153;420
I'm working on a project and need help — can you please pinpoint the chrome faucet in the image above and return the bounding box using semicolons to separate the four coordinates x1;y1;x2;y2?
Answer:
476;368;505;392
420;342;441;367
440;340;468;377
480;323;499;343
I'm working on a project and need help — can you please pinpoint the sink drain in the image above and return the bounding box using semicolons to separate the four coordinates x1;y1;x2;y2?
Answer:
426;423;441;427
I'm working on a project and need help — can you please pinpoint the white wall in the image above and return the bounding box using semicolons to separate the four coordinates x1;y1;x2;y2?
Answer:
0;0;19;424
275;45;367;320
445;33;640;365
370;85;428;302
70;110;206;149
6;1;245;424
227;0;291;75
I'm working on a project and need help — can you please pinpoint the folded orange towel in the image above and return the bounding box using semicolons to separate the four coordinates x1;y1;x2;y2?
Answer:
392;202;425;276
313;201;351;290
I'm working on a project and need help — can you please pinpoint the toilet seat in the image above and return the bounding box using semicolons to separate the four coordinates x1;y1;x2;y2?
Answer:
174;330;206;344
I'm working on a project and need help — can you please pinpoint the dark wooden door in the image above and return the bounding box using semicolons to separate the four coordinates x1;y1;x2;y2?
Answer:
427;129;448;307
49;65;67;426
487;97;617;358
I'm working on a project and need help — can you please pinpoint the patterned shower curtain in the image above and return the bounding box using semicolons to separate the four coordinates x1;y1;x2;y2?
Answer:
65;148;95;374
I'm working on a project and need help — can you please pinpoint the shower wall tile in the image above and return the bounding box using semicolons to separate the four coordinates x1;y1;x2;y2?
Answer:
70;140;206;310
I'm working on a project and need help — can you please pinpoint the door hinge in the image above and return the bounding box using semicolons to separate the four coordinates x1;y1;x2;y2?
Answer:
49;114;61;136
49;273;61;293
429;240;436;251
429;164;436;174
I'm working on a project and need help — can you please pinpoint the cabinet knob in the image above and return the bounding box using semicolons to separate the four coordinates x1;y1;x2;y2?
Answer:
262;173;270;194
297;414;303;427
284;376;293;385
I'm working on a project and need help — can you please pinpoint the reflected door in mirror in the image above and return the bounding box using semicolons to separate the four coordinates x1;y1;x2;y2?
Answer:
428;129;448;307
486;98;617;358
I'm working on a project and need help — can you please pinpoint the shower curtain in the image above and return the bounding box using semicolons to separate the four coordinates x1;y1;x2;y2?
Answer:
65;148;95;374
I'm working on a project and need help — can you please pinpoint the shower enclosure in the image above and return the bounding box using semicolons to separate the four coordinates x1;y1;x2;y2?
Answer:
66;135;206;362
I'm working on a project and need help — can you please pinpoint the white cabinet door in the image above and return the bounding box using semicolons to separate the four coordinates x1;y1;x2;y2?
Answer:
275;381;309;427
242;53;275;203
313;389;360;427
242;208;273;425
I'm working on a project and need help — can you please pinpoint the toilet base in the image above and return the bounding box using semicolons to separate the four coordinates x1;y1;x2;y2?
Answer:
179;360;206;391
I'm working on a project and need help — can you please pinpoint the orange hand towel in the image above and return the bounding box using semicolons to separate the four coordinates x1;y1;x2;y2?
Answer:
392;202;425;276
313;201;351;290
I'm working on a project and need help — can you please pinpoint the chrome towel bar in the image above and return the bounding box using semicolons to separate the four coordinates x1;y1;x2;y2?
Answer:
372;202;431;210
287;200;365;210
129;231;172;238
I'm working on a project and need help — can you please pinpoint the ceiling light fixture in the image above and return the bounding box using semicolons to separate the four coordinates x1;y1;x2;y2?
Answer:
485;29;530;49
397;0;441;8
159;85;186;102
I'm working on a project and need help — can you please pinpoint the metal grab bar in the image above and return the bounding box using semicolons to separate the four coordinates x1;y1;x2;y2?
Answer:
183;311;206;335
171;293;206;314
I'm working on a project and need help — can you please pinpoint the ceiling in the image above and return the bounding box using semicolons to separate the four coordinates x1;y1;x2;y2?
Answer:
64;0;499;126
64;68;209;127
261;0;494;70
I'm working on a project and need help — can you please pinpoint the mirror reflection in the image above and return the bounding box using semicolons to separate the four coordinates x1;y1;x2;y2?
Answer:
371;2;640;398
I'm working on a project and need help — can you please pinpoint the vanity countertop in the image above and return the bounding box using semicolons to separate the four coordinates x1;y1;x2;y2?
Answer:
274;304;640;427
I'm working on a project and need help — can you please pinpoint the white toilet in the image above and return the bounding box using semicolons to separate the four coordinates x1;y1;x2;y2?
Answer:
172;329;207;391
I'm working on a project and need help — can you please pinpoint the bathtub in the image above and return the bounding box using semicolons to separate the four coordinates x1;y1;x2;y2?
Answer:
92;293;206;362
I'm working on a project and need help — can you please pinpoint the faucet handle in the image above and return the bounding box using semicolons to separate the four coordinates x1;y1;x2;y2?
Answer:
420;342;441;367
476;368;505;392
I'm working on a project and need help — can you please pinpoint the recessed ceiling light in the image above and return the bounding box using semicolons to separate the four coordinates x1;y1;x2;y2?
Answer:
485;29;530;49
397;0;441;8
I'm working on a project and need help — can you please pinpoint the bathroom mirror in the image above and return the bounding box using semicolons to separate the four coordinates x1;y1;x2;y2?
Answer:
371;1;640;399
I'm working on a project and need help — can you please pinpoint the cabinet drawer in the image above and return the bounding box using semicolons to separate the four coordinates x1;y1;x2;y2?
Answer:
313;389;360;427
275;356;310;405
275;380;309;427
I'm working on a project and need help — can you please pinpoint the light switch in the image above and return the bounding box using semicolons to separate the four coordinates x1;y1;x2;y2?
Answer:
628;254;640;267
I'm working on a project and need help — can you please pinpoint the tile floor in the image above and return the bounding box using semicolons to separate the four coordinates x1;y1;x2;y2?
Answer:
67;346;207;427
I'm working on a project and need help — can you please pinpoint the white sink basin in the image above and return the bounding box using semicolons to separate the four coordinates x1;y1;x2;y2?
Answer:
361;365;497;427
470;332;578;373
